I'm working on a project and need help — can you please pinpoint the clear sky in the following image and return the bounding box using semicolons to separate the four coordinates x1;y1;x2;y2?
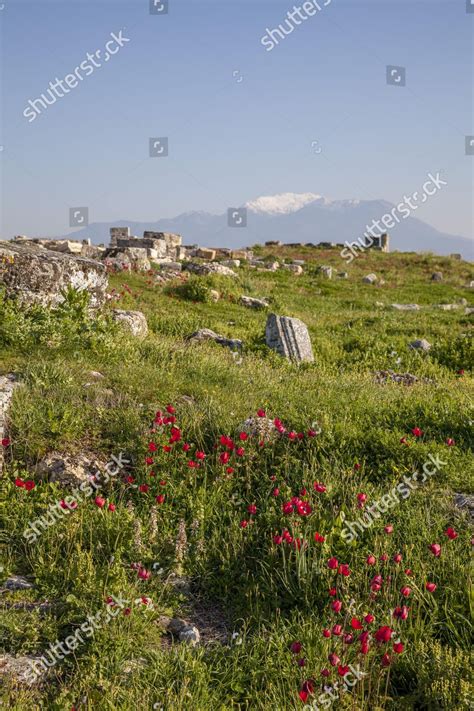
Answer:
0;0;472;240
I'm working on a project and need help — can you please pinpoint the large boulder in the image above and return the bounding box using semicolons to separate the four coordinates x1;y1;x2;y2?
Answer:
0;240;108;308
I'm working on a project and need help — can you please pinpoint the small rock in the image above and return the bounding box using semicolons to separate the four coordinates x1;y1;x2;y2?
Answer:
409;338;431;352
221;259;241;268
179;625;201;646
1;575;33;592
362;273;378;284
465;307;474;315
239;296;269;310
111;310;148;338
194;248;216;260
320;266;333;279
183;262;237;278
458;298;468;306
392;303;420;311
35;451;107;488
437;304;459;311
375;301;385;307
431;272;443;281
282;264;303;275
88;371;105;380
454;493;474;521
239;416;278;442
337;271;348;279
265;261;280;271
209;290;220;303
187;328;243;351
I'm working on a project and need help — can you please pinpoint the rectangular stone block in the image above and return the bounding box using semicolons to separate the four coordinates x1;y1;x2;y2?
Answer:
265;314;314;363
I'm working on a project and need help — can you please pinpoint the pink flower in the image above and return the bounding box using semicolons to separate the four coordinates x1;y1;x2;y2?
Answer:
331;600;342;613
445;438;455;446
257;409;266;417
384;525;393;534
366;555;376;566
400;586;412;597
429;543;441;557
95;497;106;509
426;582;437;592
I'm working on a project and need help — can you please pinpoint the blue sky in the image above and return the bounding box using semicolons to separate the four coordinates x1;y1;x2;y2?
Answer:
0;0;472;240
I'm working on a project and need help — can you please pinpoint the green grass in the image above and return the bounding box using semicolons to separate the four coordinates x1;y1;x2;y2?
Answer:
0;249;473;710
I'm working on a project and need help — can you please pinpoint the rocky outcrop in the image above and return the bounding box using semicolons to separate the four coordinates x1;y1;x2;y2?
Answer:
183;262;238;278
34;451;107;488
0;240;108;309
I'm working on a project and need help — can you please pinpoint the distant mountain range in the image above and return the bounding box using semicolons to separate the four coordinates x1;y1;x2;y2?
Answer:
62;192;472;259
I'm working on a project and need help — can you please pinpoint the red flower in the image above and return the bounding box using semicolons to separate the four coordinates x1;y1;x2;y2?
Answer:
322;628;331;638
327;557;338;570
24;480;35;491
445;527;458;540
328;587;337;597
282;501;293;515
195;451;206;460
138;568;151;580
360;641;370;655
337;665;349;677
366;555;376;566
400;586;412;597
240;520;248;528
1;438;10;447
332;624;342;636
384;525;393;534
331;600;342;613
354;462;361;470
357;492;367;504
364;614;374;624
139;484;149;493
393;642;404;654
314;532;325;543
288;431;297;440
321;668;330;677
148;442;157;452
351;617;363;630
290;641;302;654
156;494;165;504
381;653;391;667
239;432;248;441
338;563;351;577
236;447;245;457
123;607;131;616
182;443;191;452
145;457;154;465
95;497;106;508
393;553;402;564
219;452;230;464
166;404;175;414
313;482;326;493
108;503;116;512
411;427;423;437
445;438;455;446
226;467;234;474
307;429;317;437
393;606;409;620
272;488;280;497
273;535;283;544
298;690;308;703
328;653;340;667
247;504;257;515
429;543;441;557
257;409;266;417
14;478;24;488
425;582;437;592
375;626;393;643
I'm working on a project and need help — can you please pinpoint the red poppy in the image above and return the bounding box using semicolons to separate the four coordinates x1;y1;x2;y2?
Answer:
247;504;257;515
290;641;302;654
239;520;248;528
239;432;248;441
393;642;404;654
322;628;331;638
366;555;376;566
425;582;437;592
393;553;402;564
445;527;458;540
400;586;412;597
257;409;266;417
381;653;391;667
364;614;374;624
393;606;409;620
139;484;149;493
24;480;35;491
313;482;327;493
273;488;280;497
375;626;393;643
411;427;423;437
219;452;230;464
337;665;349;677
1;438;10;447
351;617;363;630
327;557;338;570
429;543;441;557
384;525;393;534
236;447;245;457
166;404;175;414
445;438;455;446
332;624;342;636
156;494;165;504
108;503;116;512
331;600;342;613
314;532;325;543
328;653;340;667
95;497;106;509
195;451;206;460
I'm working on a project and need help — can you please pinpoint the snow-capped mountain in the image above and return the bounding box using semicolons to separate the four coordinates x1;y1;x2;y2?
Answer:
61;192;472;259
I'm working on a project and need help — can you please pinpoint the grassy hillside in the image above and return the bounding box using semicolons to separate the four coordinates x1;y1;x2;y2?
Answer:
0;248;473;710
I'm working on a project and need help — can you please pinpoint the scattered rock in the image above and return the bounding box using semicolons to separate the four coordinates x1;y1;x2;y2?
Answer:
265;261;280;272
34;451;107;488
431;272;443;281
320;266;333;279
183;262;237;278
195;248;216;260
1;575;34;592
282;264;303;275
0;240;108;309
187;328;243;351
362;273;378;284
373;370;434;386
409;338;431;352
465;307;474;315
0;654;48;686
158;261;182;272
111;309;148;338
265;314;314;363
375;301;385;307
221;259;240;268
337;271;348;279
209;290;220;303
239;296;269;310
88;371;105;380
437;304;459;311
239;416;278;442
454;493;474;521
179;625;201;646
392;303;420;311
